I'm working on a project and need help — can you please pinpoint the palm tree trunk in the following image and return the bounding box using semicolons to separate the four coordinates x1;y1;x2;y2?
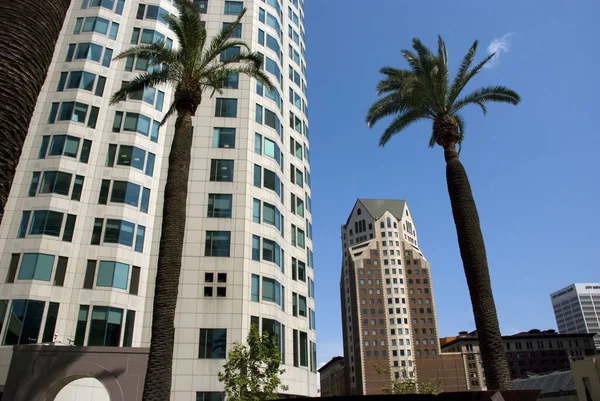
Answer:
443;144;511;390
142;109;194;401
0;0;71;224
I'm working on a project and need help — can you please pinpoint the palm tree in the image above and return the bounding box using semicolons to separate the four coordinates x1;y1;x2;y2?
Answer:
110;1;273;399
366;36;520;390
0;0;71;224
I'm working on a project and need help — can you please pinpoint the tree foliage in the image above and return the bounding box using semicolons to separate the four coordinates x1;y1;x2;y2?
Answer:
218;325;288;401
366;35;520;149
110;1;273;399
366;36;521;390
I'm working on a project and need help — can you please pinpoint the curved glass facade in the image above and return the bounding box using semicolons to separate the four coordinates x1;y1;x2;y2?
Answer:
0;0;316;398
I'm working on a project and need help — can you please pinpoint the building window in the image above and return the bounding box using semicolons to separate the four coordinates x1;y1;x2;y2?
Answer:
196;392;225;401
17;253;55;282
112;111;159;142
39;135;92;163
101;219;141;249
135;4;170;24
262;277;282;306
65;42;113;67
210;159;234;182
252;235;260;260
105;144;155;176
212;128;236;148
263;202;282;231
87;306;123;346
215;98;238;117
263;137;281;165
263;168;282;197
251;274;260;301
82;0;125;14
207;194;233;218
96;261;129;290
199;329;227;358
262;239;282;268
22;210;74;239
299;331;308;367
205;231;231;257
101;180;149;211
3;300;45;345
224;1;243;15
57;70;106;96
298;295;307;317
220;46;241;61
253;198;261;223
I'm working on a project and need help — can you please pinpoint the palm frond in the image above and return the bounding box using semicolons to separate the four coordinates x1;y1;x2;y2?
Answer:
434;36;449;112
447;40;478;107
437;35;448;68
448;51;495;106
173;0;204;51
451;85;521;114
376;68;414;95
379;109;430;147
113;42;177;64
110;68;172;105
162;13;188;52
159;100;178;126
201;9;248;67
223;65;273;91
366;92;407;128
405;41;442;112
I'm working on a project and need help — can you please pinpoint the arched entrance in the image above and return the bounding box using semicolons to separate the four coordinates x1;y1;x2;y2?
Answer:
2;345;148;401
53;377;110;401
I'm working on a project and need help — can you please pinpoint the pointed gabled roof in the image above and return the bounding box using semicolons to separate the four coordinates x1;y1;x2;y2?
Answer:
344;199;407;227
359;199;407;221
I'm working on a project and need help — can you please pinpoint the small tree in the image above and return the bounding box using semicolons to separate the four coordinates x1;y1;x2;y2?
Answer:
218;324;289;401
375;365;441;395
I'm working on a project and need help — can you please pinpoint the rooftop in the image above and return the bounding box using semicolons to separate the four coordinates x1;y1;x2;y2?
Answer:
318;356;344;373
512;370;576;396
441;329;596;349
345;199;407;227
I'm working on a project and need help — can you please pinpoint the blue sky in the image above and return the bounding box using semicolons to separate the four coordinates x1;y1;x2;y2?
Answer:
304;0;600;367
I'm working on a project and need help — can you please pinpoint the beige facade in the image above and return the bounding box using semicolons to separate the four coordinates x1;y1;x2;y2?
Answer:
571;357;600;401
339;199;467;395
0;0;317;399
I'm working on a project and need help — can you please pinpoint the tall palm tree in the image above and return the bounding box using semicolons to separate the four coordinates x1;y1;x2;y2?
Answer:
366;36;520;390
0;0;71;224
110;1;273;399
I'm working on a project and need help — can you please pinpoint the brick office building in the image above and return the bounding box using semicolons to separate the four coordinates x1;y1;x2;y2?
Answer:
441;329;597;389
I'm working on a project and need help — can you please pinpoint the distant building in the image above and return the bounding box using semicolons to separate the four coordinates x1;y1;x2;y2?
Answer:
319;356;348;397
571;356;600;401
441;329;597;390
339;199;468;395
551;283;600;349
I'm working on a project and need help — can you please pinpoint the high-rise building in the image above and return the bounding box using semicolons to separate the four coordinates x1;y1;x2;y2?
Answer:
0;0;316;399
551;283;600;349
339;199;465;395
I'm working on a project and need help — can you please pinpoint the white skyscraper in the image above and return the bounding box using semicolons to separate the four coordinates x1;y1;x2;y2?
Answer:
551;283;600;350
0;0;316;399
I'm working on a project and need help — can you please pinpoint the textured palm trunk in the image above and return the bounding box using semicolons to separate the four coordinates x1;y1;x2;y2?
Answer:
0;0;71;224
142;109;194;401
443;146;511;390
435;117;511;390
